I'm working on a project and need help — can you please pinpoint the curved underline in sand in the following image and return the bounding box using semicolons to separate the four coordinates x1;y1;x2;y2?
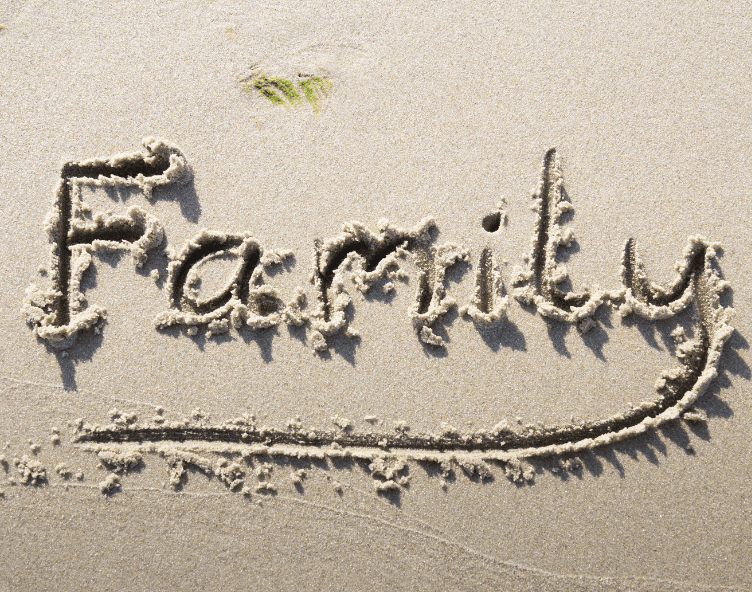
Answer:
73;314;728;461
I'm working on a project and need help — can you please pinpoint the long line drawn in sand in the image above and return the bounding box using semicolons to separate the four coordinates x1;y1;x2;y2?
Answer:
23;138;191;348
64;146;735;487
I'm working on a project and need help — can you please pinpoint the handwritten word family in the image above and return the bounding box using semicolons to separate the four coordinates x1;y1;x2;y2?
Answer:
24;138;735;456
24;138;732;363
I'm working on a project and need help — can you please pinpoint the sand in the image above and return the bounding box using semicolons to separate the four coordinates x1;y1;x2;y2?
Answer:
1;1;751;590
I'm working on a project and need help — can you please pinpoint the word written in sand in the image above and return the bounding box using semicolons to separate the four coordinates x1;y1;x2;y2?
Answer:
21;139;734;464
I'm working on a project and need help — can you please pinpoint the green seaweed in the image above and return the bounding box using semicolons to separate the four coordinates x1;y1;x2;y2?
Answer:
299;76;332;112
271;78;301;104
248;76;285;105
243;72;332;111
257;86;284;104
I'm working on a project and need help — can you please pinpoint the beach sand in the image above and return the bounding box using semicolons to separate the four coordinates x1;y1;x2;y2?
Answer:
0;1;750;590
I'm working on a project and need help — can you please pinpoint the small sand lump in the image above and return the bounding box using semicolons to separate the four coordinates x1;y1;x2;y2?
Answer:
331;415;352;431
55;463;73;479
290;469;306;485
216;458;245;491
16;455;47;485
98;473;121;494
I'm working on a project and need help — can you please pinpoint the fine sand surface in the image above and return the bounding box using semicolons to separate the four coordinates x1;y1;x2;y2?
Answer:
1;1;750;590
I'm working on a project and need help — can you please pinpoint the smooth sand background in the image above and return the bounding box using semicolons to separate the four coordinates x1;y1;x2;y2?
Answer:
0;1;750;590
